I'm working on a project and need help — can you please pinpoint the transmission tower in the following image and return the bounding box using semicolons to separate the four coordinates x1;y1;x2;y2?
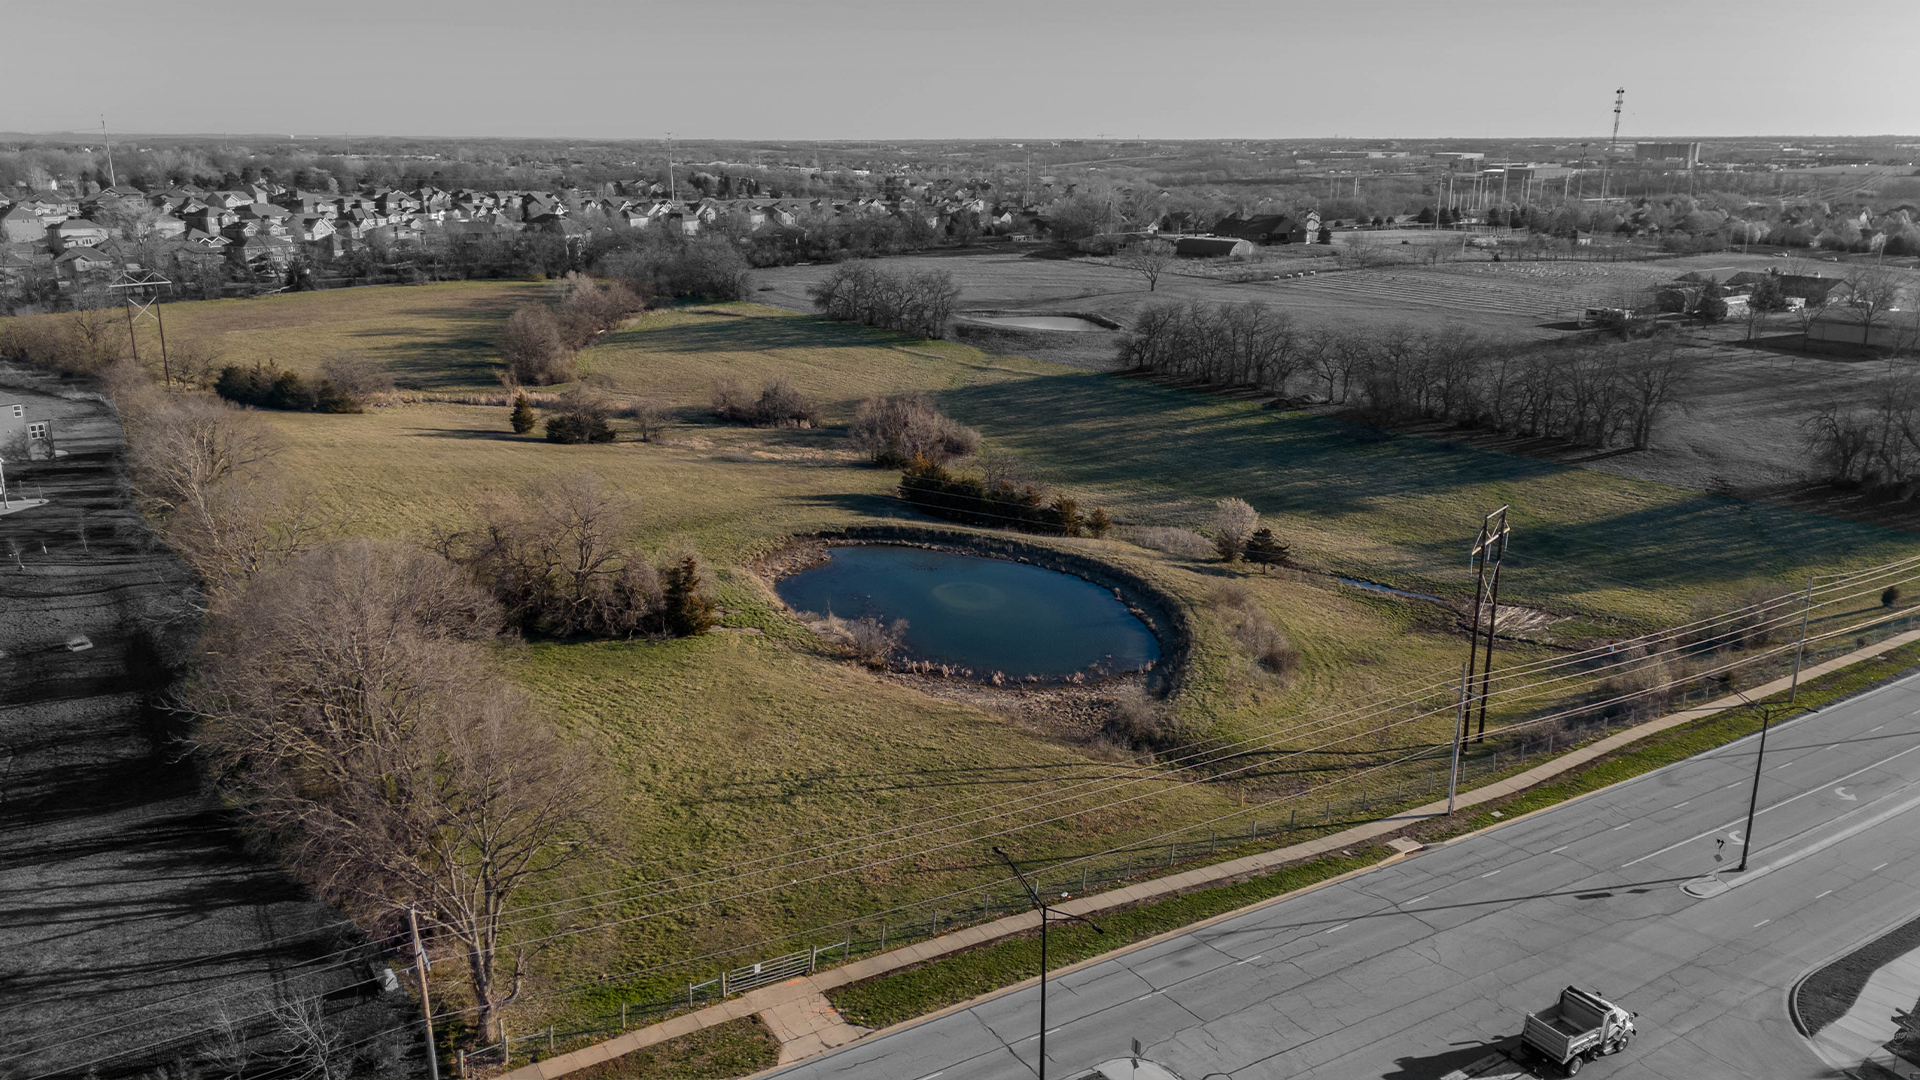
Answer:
1465;505;1512;743
108;270;172;384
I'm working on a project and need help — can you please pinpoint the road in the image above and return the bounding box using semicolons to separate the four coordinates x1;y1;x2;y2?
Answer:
769;671;1920;1080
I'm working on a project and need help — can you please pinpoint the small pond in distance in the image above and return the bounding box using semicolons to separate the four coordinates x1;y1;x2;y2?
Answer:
776;546;1160;679
962;314;1110;332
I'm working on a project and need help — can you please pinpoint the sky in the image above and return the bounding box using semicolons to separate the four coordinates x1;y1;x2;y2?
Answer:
6;0;1916;142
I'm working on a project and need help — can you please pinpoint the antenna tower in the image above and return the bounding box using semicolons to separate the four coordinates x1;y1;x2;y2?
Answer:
1608;88;1625;153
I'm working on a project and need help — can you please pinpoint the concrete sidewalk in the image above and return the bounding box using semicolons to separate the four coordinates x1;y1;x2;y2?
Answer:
499;628;1920;1080
1808;950;1920;1079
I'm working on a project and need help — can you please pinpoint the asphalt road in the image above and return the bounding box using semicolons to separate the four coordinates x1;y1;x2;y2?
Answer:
770;671;1920;1080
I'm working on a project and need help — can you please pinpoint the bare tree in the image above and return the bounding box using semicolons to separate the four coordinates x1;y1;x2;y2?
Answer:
1212;498;1260;561
189;540;602;1046
1116;238;1176;292
498;304;574;385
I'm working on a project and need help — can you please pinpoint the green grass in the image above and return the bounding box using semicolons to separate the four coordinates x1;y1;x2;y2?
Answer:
828;851;1388;1030
556;1016;779;1080
122;287;1920;1031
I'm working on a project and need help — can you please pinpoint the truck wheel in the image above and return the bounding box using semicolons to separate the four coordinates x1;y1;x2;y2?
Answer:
1564;1055;1583;1077
1612;1033;1631;1054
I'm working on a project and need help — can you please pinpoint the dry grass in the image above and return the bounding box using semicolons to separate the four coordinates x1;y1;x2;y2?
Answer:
121;286;1920;1035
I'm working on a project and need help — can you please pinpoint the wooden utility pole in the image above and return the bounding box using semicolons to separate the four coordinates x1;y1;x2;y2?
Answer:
409;907;441;1080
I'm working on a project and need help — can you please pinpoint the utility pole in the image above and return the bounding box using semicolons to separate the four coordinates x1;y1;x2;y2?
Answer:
994;848;1103;1080
1448;660;1469;815
1788;577;1814;703
1465;506;1512;743
666;132;676;204
409;907;442;1080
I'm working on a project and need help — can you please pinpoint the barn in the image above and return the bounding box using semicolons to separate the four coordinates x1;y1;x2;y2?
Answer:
1173;236;1254;258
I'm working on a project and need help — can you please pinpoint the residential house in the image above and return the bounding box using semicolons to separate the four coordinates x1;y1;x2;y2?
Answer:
0;400;57;462
1;206;45;244
51;218;112;249
54;245;119;280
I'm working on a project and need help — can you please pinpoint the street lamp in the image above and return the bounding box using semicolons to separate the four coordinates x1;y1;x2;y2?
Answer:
1736;703;1783;873
994;847;1104;1080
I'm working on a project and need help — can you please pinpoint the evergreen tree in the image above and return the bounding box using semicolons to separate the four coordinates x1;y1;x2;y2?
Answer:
1245;527;1290;566
510;393;536;434
661;556;715;637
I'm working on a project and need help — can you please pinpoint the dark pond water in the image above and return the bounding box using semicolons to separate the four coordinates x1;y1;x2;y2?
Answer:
776;546;1160;679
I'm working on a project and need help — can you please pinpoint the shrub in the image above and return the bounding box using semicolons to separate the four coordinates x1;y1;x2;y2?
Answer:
214;361;360;413
1130;526;1213;560
848;394;980;467
1098;687;1169;751
814;614;907;667
510;394;536;434
1212;498;1259;561
554;273;644;349
753;378;818;428
1885;585;1903;608
712;378;818;427
1213;582;1297;680
624;399;664;442
318;352;393;407
499;304;574;386
544;389;616;444
897;458;1110;537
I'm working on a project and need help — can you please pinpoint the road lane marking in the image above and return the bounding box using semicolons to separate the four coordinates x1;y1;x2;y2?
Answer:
912;1073;944;1080
1233;954;1264;965
1727;786;1920;892
1673;802;1690;810
1776;762;1794;769
1872;725;1887;732
1047;1028;1063;1035
1874;862;1891;872
1480;870;1501;878
1624;740;1920;868
1817;890;1834;898
1755;920;1771;928
1405;895;1430;905
1550;845;1570;855
1836;787;1858;801
1612;823;1632;831
1326;923;1350;934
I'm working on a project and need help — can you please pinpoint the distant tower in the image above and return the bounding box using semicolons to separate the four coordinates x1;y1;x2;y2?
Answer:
1608;88;1625;155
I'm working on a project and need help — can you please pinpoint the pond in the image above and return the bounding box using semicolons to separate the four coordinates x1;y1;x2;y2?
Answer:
962;314;1111;332
776;546;1160;680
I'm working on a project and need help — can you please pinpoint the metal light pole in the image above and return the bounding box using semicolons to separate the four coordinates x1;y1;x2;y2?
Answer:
994;847;1104;1080
1788;577;1814;704
1736;704;1779;874
408;907;441;1080
1448;660;1469;815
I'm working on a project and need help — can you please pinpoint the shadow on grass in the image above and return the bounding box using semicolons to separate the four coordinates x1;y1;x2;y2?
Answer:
603;313;899;355
934;373;1910;601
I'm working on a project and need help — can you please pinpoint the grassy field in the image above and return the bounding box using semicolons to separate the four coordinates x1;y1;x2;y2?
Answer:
129;282;1920;1032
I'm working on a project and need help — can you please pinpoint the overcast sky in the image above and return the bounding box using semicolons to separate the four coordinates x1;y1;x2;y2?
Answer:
7;0;1915;141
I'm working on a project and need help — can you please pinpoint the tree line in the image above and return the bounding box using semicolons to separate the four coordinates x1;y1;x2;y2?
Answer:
1118;300;1693;450
807;262;961;339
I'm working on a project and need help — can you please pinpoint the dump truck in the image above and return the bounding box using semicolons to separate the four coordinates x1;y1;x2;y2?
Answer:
1515;986;1636;1076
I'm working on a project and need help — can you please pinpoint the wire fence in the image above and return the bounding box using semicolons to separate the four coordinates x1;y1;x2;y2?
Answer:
468;594;1920;1072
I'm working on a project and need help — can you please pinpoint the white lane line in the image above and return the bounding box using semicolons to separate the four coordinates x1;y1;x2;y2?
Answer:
1480;869;1502;878
1730;787;1920;892
1776;762;1794;770
1136;992;1158;1001
1817;890;1834;899
1871;725;1887;732
1233;954;1264;965
912;1073;945;1080
1755;919;1771;928
1624;740;1920;868
1672;802;1690;810
1550;845;1570;855
1405;895;1430;906
1046;1027;1063;1035
1724;782;1742;790
1874;862;1891;872
1612;823;1632;831
1326;923;1350;934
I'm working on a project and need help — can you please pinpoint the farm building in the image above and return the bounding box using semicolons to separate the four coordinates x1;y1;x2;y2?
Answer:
1173;236;1254;258
1212;211;1319;245
1805;309;1920;355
